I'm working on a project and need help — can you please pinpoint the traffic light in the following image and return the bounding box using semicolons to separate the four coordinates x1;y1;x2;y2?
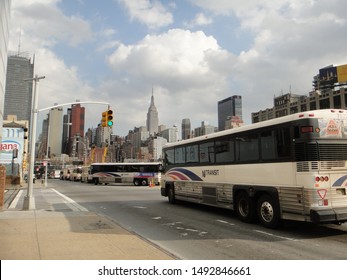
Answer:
106;109;113;127
101;111;107;127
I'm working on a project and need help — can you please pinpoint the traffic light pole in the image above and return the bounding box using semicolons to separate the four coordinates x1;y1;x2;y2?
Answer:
22;95;110;210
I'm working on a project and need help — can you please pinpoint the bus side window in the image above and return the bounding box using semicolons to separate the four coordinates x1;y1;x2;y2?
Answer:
199;141;215;163
275;127;291;158
175;147;185;164
260;130;276;160
235;134;259;162
186;145;199;164
164;148;174;166
215;138;234;163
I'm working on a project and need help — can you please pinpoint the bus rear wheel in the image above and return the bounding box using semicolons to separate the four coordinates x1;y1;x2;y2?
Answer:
167;185;176;204
257;194;280;228
235;192;256;223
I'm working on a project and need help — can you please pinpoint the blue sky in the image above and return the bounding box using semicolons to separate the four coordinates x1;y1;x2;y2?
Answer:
9;0;347;137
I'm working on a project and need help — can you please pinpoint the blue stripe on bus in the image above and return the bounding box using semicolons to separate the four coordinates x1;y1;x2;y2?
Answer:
169;168;203;181
332;175;347;187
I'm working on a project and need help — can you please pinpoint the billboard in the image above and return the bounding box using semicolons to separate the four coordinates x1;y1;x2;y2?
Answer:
319;64;347;88
0;128;25;165
337;64;347;84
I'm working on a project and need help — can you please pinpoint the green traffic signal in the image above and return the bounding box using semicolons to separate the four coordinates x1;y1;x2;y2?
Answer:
107;109;113;127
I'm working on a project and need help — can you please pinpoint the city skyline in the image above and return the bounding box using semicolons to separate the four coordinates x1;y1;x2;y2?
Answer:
8;1;347;136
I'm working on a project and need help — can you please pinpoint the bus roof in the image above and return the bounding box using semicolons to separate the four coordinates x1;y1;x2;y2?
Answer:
164;109;347;148
90;162;161;166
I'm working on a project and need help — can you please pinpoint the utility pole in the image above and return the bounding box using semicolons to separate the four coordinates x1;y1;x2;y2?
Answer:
23;75;45;210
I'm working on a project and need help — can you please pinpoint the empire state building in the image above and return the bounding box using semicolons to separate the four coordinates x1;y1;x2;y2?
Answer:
146;92;159;135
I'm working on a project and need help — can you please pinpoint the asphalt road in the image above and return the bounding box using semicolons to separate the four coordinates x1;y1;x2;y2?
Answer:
50;180;347;259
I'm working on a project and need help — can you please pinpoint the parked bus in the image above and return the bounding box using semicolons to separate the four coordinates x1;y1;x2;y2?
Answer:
90;162;162;186
161;109;347;228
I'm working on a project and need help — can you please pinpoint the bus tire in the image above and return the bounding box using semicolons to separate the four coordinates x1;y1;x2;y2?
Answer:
257;194;280;229
94;178;99;185
141;179;148;186
235;192;256;223
134;179;140;186
167;185;176;204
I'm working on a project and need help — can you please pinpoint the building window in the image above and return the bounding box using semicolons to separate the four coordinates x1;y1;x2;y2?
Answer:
319;98;330;109
333;95;341;108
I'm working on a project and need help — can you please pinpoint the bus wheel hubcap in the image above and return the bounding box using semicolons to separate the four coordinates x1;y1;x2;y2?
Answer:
260;202;273;222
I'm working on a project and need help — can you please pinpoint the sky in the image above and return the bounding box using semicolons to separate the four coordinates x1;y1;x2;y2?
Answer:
8;0;347;137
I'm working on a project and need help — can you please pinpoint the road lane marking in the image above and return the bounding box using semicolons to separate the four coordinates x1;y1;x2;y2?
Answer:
216;219;235;226
51;189;88;212
8;190;23;209
254;230;298;241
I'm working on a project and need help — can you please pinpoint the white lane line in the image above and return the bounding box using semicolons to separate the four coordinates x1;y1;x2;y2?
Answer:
8;190;23;209
216;219;235;226
254;230;298;241
51;189;88;212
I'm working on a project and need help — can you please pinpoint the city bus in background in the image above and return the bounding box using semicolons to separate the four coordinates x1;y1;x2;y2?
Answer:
161;109;347;228
90;162;162;186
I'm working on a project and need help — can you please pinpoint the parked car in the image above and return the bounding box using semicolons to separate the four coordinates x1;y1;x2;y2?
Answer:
52;170;61;179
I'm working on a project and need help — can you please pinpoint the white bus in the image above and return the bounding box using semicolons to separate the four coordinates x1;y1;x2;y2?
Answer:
90;162;162;186
161;109;347;228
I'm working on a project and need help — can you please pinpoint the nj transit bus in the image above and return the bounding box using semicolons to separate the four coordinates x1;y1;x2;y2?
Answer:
161;109;347;228
90;162;162;186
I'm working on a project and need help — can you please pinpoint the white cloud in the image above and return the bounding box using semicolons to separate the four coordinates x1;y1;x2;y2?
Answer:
106;29;232;131
11;0;93;48
185;12;213;28
118;0;173;29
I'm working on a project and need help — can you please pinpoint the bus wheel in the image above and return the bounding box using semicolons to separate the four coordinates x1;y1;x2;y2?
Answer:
257;194;280;228
134;179;140;186
167;185;176;204
235;192;256;223
141;179;148;186
94;178;99;185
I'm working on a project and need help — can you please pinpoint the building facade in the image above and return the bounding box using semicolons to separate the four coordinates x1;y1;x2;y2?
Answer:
48;107;63;157
181;118;191;140
217;95;242;131
194;121;217;137
4;52;34;124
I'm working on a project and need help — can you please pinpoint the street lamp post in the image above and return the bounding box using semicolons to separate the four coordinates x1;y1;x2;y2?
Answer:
23;75;45;210
44;114;50;187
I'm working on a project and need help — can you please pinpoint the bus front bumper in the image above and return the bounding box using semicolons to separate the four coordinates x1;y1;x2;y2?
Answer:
310;207;347;224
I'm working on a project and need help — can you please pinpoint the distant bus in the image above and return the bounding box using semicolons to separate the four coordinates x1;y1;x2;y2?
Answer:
161;109;347;228
90;162;162;186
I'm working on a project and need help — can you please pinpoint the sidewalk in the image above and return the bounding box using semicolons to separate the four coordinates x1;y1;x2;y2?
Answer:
0;184;176;260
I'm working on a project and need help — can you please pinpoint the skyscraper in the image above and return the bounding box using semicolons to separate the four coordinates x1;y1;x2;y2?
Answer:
217;95;242;131
181;118;191;140
63;103;85;155
4;52;34;123
48;107;63;156
70;103;85;138
146;92;158;135
0;0;11;143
